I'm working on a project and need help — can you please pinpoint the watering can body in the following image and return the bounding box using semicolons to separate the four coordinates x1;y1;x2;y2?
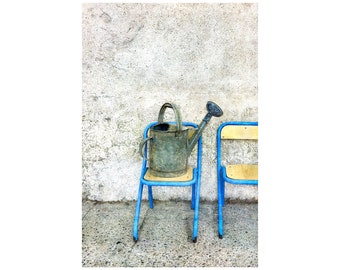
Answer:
149;123;189;177
139;102;223;178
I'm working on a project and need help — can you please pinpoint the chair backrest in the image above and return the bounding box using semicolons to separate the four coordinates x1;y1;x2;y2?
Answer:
217;121;258;184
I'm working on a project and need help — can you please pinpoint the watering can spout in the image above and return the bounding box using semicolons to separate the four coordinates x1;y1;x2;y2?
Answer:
187;101;223;154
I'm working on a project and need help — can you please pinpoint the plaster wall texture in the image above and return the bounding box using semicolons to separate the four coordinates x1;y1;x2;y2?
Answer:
82;3;258;202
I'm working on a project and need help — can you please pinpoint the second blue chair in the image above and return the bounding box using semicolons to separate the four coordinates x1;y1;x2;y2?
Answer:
216;121;258;239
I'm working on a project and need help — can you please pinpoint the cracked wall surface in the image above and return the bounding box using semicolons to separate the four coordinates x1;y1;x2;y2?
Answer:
82;3;258;201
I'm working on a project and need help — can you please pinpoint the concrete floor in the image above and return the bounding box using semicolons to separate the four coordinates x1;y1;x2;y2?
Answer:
82;200;258;267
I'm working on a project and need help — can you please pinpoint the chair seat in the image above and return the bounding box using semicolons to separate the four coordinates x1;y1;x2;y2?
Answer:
226;164;258;180
144;166;194;182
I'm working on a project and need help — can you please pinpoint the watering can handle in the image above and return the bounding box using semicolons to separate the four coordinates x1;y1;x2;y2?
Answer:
157;103;182;131
139;137;152;159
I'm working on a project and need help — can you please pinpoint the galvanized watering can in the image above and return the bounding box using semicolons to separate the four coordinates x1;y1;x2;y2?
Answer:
139;101;223;177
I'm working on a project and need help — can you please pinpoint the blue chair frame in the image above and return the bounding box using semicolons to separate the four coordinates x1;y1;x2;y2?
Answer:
217;121;258;239
133;121;202;243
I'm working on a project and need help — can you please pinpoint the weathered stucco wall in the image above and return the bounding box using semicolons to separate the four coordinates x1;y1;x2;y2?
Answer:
82;3;258;202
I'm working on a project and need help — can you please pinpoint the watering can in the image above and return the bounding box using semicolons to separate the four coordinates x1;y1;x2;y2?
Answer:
139;101;223;178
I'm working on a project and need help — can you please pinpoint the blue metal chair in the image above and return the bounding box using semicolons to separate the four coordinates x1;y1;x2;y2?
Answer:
133;121;202;243
217;121;258;239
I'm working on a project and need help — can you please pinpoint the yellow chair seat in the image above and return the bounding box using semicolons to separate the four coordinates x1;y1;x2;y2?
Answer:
226;164;258;180
144;166;193;182
221;125;258;140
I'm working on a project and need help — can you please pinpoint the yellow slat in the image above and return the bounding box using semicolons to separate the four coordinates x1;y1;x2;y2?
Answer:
144;166;193;182
226;164;258;180
187;127;196;140
221;125;258;140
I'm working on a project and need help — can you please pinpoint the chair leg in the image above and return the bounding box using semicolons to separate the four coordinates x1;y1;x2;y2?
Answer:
133;182;144;242
221;179;225;207
148;186;154;209
191;183;196;210
217;176;224;239
192;176;201;242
